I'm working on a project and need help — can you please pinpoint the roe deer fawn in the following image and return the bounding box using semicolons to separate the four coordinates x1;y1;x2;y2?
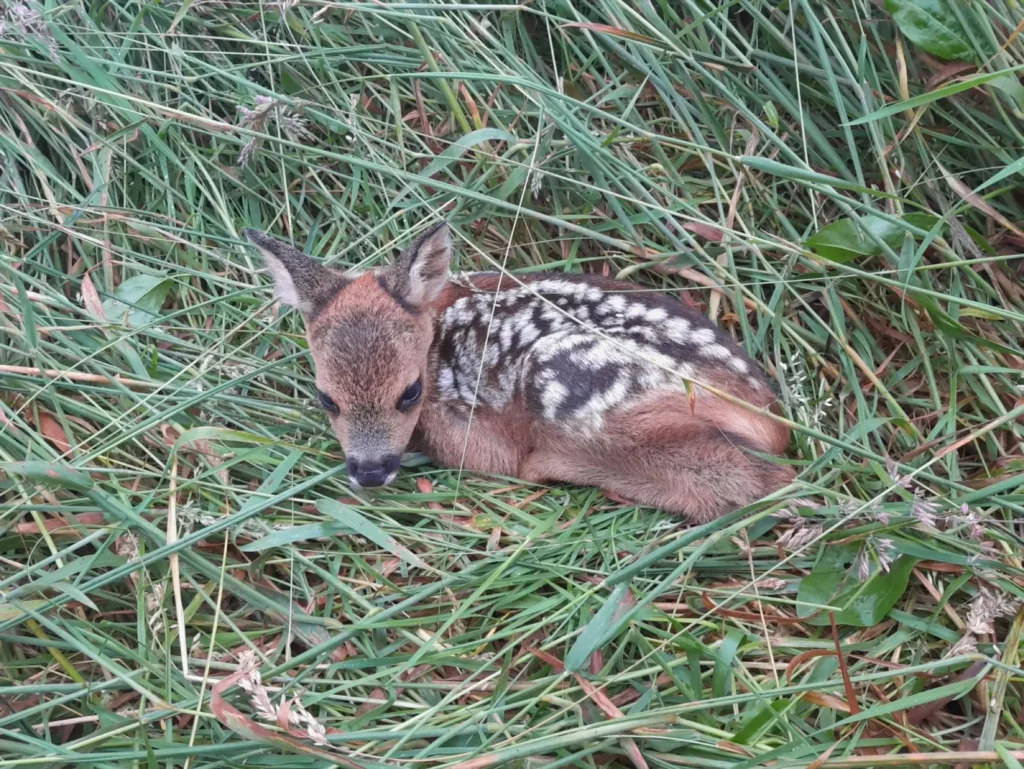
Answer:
245;222;794;520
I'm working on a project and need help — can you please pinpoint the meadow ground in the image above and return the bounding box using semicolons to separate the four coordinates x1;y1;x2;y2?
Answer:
1;1;1024;767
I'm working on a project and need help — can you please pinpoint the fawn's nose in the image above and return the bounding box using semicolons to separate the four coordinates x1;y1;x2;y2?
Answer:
347;455;400;487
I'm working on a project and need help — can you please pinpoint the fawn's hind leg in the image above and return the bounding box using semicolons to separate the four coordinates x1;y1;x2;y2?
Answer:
520;421;794;522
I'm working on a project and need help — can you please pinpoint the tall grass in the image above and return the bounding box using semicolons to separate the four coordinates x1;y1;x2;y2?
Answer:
1;0;1023;766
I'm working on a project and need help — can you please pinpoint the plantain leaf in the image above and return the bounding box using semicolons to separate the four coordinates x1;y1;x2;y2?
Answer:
102;274;173;328
885;0;981;61
805;215;905;263
797;543;919;627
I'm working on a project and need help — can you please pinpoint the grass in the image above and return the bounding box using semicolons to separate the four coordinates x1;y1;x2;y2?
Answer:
1;0;1024;766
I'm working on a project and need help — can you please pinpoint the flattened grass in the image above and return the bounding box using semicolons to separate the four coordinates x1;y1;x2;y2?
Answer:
1;1;1023;767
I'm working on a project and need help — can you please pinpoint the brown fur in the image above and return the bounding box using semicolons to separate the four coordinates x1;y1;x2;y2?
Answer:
245;224;795;519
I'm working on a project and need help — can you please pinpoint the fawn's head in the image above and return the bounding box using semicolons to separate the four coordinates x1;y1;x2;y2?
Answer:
244;223;452;487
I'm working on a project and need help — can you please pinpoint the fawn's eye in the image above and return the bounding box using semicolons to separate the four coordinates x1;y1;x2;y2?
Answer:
396;379;423;412
317;390;338;414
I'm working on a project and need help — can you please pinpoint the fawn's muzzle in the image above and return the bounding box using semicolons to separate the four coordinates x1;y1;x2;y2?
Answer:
347;454;401;487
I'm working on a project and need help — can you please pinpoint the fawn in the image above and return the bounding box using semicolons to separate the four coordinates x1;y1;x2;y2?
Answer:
245;222;794;521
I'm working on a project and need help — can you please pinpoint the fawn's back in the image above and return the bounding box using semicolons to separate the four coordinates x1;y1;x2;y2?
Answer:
434;272;777;434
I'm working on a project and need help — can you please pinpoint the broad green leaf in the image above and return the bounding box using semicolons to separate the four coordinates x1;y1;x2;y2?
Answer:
806;215;903;262
806;213;994;263
103;274;174;327
0;461;94;491
885;0;980;60
797;543;919;627
565;583;631;673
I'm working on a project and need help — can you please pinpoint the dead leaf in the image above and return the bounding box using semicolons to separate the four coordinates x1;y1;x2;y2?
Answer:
416;477;445;511
926;62;978;90
524;645;563;671
38;411;74;457
81;271;108;322
807;740;841;769
559;22;664;47
14;512;104;534
193;438;230;484
938;161;1024;240
574;675;650;769
786;649;837;682
801;691;853;713
699;593;805;624
355;688;387;718
683;222;725;242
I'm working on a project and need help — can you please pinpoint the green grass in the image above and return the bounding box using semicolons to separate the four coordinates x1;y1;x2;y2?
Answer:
1;0;1024;766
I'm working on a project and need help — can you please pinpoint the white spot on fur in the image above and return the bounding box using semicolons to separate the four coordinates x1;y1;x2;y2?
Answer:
728;357;749;374
575;374;631;431
519;322;541;347
499;321;516;351
439;367;456;399
701;343;732;361
690;327;715;345
540;380;568;420
604;294;628;313
664;318;691;343
626;303;648;320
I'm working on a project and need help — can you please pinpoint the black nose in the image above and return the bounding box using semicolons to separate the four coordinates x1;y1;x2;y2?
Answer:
347;455;400;487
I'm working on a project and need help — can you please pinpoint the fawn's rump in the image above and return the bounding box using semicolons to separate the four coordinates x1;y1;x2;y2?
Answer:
529;389;794;520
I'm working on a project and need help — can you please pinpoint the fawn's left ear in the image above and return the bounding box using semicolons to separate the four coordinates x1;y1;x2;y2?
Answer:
385;221;452;309
244;229;348;317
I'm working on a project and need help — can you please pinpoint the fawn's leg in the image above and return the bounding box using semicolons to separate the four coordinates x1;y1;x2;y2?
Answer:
520;424;794;522
417;402;530;477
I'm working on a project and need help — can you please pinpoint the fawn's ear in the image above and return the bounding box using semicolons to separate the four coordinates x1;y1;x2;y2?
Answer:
244;229;347;317
386;221;452;309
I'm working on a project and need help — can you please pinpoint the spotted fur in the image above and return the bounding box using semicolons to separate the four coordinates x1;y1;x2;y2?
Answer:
436;274;764;434
246;223;794;520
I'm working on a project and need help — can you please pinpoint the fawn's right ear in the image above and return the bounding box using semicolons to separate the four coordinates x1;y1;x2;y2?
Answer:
244;229;347;317
384;221;452;310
